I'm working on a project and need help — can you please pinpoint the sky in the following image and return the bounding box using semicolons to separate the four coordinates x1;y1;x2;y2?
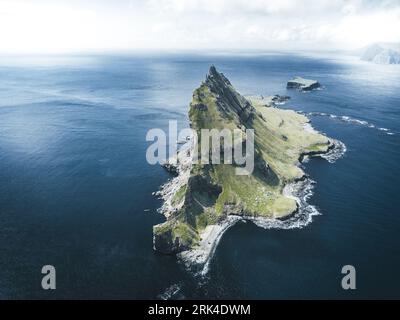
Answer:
0;0;399;53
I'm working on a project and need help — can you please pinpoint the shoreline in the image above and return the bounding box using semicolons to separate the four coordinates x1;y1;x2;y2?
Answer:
178;215;242;276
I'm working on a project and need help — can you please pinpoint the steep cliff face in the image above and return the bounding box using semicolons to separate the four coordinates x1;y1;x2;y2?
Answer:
153;66;333;255
205;65;255;123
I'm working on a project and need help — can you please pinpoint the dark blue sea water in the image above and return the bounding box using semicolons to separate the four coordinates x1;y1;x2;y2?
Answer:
0;53;399;299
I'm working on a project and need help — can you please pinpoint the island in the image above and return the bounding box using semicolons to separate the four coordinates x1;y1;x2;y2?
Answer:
153;66;343;271
361;43;400;65
286;77;321;91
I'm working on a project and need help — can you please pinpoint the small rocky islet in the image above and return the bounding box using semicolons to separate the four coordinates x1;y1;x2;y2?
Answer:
286;76;321;91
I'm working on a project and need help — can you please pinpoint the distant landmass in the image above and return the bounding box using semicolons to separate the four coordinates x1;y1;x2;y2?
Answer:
153;66;344;270
361;43;400;64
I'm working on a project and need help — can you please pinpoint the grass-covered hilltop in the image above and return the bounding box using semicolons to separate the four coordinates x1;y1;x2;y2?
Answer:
153;66;340;266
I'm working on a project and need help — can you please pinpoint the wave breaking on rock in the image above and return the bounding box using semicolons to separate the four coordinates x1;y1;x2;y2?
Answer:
302;111;396;136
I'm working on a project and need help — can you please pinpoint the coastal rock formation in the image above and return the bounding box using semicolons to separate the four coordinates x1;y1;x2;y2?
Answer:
362;43;400;64
153;66;341;268
271;94;290;104
243;95;291;108
287;77;321;91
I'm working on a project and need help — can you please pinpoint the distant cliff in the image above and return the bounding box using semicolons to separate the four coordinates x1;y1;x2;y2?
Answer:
361;43;400;65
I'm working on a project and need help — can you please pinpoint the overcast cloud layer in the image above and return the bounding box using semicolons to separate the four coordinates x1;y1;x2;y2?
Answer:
0;0;399;53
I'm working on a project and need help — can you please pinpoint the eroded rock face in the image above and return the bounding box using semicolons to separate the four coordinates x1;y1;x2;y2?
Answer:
153;227;189;254
185;174;222;207
206;65;255;124
153;228;175;254
287;77;321;91
255;155;270;176
192;103;208;111
246;94;290;107
271;95;290;104
162;162;179;176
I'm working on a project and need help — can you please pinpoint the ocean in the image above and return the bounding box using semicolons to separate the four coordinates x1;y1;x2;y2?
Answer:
0;53;399;299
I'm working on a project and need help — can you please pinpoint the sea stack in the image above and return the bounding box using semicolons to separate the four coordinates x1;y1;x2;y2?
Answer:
287;77;321;91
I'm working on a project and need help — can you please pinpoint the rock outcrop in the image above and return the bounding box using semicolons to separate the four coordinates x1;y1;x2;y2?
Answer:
205;65;256;124
271;94;290;104
287;77;321;91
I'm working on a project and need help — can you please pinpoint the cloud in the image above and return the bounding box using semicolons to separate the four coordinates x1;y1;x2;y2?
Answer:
0;0;399;53
143;0;400;49
147;0;399;16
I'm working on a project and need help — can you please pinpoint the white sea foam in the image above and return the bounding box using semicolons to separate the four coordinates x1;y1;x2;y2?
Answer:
158;283;184;300
320;139;347;163
250;139;347;230
307;112;395;135
250;178;320;230
178;216;242;276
